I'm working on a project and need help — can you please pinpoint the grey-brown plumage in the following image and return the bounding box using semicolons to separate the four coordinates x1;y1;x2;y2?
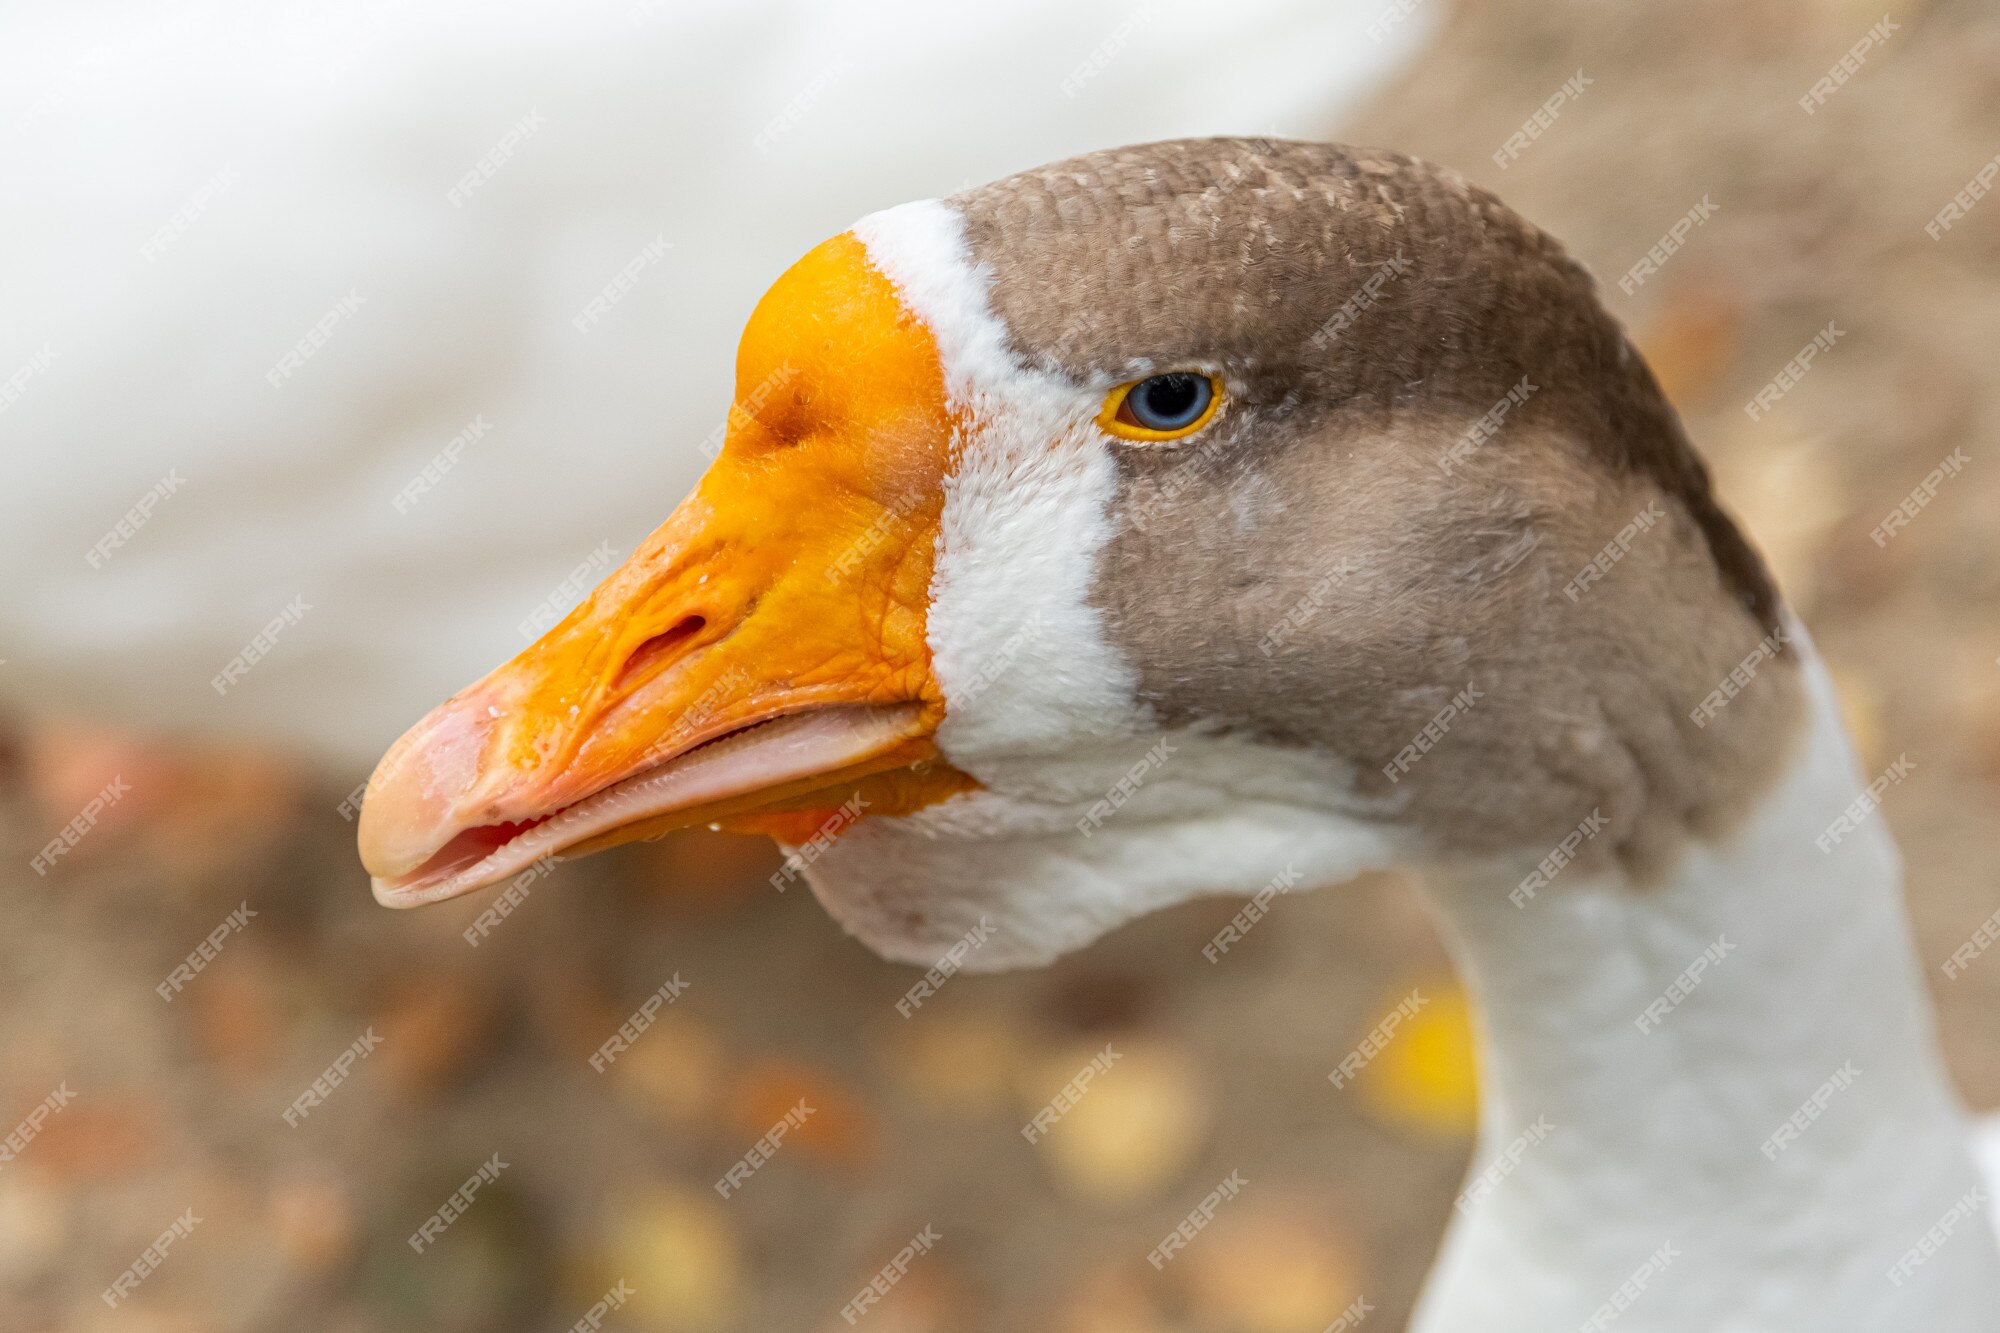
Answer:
946;139;1801;870
954;137;1776;630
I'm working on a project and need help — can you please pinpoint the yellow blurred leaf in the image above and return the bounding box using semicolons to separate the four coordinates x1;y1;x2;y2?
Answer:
1182;1201;1362;1333
606;1187;742;1330
1828;663;1888;773
0;1177;67;1286
1025;1036;1207;1206
1709;425;1848;612
612;1015;724;1127
1358;980;1479;1140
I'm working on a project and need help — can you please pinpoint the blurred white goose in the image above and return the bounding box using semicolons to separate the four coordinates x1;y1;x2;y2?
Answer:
0;0;1431;766
358;138;2000;1329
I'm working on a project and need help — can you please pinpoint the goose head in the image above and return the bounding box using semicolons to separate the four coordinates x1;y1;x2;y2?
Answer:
358;137;1799;970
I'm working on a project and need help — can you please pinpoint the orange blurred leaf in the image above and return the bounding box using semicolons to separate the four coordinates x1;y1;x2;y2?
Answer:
729;1059;876;1165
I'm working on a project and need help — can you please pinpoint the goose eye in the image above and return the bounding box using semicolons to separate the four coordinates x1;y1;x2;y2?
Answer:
1101;372;1222;442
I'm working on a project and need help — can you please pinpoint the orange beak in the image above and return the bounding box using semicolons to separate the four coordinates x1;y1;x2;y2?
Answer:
358;232;976;906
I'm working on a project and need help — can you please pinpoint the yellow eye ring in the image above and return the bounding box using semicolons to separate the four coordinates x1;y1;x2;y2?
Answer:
1098;372;1224;443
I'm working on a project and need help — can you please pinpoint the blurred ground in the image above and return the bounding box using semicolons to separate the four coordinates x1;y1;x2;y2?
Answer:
9;0;2000;1328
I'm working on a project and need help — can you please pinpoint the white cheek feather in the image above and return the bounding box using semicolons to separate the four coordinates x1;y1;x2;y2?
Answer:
852;198;1147;764
817;787;1404;971
805;730;1407;970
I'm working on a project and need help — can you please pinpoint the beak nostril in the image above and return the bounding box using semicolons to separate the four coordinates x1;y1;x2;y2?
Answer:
614;614;707;692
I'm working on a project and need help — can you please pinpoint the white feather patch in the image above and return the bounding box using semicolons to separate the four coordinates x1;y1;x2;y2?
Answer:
852;198;1146;765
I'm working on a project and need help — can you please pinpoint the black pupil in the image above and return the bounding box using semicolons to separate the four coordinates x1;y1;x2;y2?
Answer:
1131;373;1208;430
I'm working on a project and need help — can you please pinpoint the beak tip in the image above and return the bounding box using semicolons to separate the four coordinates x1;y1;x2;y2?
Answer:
357;696;500;881
355;792;428;882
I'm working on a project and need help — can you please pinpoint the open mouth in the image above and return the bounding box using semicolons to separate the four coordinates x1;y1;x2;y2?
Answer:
369;702;930;908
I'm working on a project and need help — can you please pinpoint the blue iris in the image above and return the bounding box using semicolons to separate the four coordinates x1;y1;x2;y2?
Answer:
1125;373;1212;431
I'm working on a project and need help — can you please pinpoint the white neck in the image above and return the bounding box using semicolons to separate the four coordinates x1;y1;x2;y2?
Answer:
1410;653;2000;1332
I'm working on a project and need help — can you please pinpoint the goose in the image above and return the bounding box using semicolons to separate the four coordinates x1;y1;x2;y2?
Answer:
0;0;1427;767
356;138;2000;1330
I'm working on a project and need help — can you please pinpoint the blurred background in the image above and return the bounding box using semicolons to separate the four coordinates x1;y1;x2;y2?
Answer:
5;0;2000;1328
